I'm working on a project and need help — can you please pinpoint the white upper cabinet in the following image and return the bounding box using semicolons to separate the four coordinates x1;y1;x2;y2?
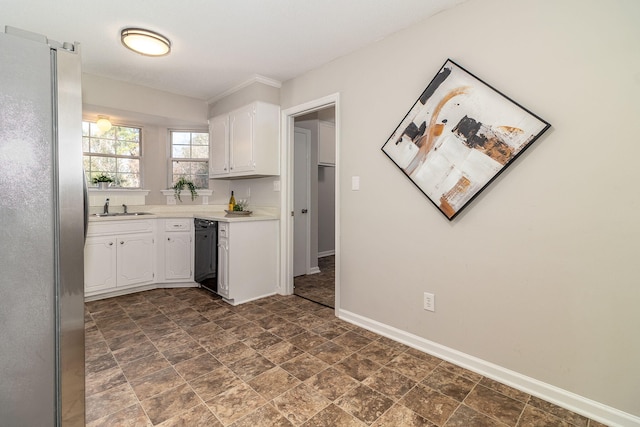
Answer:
209;115;229;175
318;120;336;166
209;101;280;178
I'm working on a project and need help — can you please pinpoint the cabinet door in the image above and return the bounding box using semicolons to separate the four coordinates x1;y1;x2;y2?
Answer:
318;120;336;166
209;114;229;176
165;231;192;281
84;236;117;292
229;104;255;173
117;233;155;287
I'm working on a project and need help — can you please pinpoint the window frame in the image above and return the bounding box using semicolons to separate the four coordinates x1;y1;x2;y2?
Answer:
82;120;144;189
168;128;210;189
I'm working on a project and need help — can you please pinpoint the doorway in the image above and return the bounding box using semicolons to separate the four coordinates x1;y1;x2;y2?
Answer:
280;93;339;311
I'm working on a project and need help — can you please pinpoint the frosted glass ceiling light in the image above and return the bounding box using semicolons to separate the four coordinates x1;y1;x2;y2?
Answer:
96;116;112;132
121;28;171;56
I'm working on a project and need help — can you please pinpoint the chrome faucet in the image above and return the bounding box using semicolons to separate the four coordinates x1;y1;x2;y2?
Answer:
103;198;109;214
122;204;128;214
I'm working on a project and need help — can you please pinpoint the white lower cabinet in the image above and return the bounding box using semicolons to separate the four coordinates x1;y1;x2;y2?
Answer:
116;233;155;287
85;216;277;304
217;220;278;305
160;218;194;282
84;220;156;299
84;236;117;293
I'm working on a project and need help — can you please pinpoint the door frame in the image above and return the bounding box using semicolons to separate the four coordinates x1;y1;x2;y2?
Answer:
279;93;340;312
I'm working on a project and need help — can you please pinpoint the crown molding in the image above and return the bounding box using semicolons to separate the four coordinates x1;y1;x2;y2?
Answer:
207;74;282;104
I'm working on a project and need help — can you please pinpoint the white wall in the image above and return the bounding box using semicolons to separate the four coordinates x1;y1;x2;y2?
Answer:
280;0;640;419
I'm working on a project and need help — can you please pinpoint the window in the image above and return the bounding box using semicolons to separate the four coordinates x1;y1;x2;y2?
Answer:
83;121;141;188
170;130;209;188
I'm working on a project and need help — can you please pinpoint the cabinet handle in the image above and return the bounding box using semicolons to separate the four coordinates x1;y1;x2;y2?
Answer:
108;242;113;246
167;237;171;241
120;241;124;245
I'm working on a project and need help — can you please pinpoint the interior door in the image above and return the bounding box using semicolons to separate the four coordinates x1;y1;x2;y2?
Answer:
293;127;311;277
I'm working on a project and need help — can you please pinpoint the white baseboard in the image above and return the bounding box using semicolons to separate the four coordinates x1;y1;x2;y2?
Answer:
225;291;276;306
85;282;199;302
338;309;640;427
318;250;335;258
308;266;321;275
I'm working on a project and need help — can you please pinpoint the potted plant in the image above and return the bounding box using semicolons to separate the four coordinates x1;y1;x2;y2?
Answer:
92;174;113;190
172;177;198;202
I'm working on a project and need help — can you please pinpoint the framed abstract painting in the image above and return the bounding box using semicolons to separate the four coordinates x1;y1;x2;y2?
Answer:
381;59;551;220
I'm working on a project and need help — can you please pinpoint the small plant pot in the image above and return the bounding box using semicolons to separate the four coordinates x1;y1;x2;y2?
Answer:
99;182;109;190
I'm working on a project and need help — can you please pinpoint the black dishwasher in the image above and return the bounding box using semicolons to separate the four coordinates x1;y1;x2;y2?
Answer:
194;218;217;293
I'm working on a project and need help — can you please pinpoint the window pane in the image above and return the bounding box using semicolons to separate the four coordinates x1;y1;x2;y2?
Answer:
172;160;189;175
91;125;114;138
192;174;208;188
117;158;139;174
192;133;208;145
89;156;116;171
83;121;142;188
90;138;116;155
172;145;191;158
191;145;209;159
172;132;191;145
117;127;140;143
116;140;140;156
116;173;139;188
193;161;209;174
170;130;209;189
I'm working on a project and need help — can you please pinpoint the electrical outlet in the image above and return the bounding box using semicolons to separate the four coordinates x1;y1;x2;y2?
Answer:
423;292;435;312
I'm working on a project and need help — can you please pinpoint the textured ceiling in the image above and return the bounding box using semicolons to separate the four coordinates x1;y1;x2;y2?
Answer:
1;0;467;101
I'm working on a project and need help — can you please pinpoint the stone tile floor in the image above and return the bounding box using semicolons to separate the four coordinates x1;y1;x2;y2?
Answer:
294;255;335;308
85;288;608;426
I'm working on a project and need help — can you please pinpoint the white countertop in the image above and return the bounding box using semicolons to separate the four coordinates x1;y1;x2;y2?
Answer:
88;206;279;223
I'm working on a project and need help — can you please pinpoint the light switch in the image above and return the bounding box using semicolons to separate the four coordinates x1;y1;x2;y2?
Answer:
352;176;360;191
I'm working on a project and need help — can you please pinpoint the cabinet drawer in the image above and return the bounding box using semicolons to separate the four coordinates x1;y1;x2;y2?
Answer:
165;218;192;231
88;219;154;236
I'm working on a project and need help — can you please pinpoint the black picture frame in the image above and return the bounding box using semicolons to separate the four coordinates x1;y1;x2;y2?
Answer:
381;59;551;220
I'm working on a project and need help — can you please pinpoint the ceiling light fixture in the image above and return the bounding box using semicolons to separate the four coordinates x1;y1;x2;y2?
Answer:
96;115;112;132
120;28;171;57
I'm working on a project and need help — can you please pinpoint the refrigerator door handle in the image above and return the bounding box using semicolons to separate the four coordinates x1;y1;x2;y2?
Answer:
83;170;88;242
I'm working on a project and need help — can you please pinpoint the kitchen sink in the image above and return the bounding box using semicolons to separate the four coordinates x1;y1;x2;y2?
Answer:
92;212;154;217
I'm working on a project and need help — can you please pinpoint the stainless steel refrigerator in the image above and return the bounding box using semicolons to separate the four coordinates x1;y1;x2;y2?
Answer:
0;27;85;426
